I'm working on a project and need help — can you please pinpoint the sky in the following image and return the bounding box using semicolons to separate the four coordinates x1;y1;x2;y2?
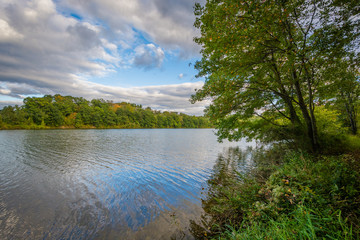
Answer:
0;0;209;115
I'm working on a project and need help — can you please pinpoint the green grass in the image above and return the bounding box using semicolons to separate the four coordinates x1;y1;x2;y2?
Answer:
191;147;360;239
223;205;355;240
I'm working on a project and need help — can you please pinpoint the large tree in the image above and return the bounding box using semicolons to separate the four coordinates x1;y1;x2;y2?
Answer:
191;0;359;151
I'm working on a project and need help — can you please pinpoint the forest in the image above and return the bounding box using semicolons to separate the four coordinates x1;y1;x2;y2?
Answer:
0;94;211;129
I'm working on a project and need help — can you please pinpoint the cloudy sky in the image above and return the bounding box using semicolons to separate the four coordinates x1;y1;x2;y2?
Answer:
0;0;208;115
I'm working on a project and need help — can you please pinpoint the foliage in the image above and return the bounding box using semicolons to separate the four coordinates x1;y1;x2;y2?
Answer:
190;148;360;239
0;95;211;129
191;0;360;152
319;60;360;135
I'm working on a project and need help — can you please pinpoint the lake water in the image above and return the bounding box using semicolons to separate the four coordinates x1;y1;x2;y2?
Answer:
0;129;255;239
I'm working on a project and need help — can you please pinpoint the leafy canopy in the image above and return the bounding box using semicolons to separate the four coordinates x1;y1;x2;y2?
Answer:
191;0;360;150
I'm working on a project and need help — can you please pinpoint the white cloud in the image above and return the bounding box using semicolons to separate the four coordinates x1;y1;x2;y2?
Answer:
58;0;204;56
0;0;207;115
0;0;120;89
0;0;119;70
0;88;11;95
0;101;23;109
133;44;165;69
0;19;23;41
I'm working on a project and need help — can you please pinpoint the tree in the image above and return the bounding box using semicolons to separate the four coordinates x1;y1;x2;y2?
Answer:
23;97;47;125
319;59;360;135
1;106;17;124
53;94;77;117
191;0;359;151
44;104;64;127
139;108;157;128
1;95;210;129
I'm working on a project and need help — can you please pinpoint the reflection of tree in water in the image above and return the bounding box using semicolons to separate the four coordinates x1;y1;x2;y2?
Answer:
189;146;257;239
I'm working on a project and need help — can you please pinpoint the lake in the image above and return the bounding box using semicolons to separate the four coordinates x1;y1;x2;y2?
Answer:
0;129;255;239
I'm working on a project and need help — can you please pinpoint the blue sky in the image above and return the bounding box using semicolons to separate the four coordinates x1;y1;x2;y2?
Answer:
0;0;208;115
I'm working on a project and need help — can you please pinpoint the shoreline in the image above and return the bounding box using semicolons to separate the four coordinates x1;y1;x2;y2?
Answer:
0;126;214;130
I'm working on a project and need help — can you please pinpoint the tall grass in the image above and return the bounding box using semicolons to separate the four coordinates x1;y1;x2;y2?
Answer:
223;206;355;240
191;147;360;239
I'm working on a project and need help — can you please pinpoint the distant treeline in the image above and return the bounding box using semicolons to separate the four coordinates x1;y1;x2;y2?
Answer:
0;95;212;129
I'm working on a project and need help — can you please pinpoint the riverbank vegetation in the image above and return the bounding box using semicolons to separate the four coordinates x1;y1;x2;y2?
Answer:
0;95;211;129
190;0;360;238
190;146;360;239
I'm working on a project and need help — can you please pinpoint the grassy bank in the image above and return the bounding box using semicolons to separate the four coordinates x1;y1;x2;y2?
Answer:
191;146;360;239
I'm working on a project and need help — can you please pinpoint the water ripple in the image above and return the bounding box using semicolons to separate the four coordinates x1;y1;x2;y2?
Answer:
0;129;255;239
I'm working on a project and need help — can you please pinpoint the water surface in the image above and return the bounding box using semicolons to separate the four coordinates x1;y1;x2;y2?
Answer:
0;129;254;239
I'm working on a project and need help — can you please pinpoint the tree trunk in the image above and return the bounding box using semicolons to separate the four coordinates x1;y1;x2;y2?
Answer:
293;71;319;152
271;61;302;126
307;76;319;151
282;94;302;125
344;92;357;135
